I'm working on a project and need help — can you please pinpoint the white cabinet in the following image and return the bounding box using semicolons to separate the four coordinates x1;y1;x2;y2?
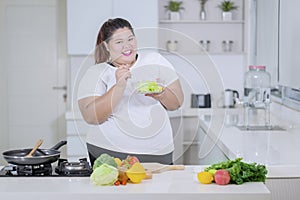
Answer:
266;178;300;200
278;0;300;89
66;115;89;161
170;114;228;165
255;0;279;86
67;0;158;55
255;0;300;89
67;0;111;55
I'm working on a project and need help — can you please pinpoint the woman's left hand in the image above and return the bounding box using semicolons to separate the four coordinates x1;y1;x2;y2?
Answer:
145;88;165;101
145;80;184;111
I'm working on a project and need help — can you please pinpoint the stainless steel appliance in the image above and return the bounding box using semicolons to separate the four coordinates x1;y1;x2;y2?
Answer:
191;94;211;108
223;89;239;108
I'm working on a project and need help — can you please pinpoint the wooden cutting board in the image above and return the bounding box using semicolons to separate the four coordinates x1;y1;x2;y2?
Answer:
141;162;185;173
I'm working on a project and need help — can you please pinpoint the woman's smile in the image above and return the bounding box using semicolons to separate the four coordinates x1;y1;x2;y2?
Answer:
122;50;133;56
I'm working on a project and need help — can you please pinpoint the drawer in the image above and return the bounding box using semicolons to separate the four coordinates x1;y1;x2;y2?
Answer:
183;117;201;141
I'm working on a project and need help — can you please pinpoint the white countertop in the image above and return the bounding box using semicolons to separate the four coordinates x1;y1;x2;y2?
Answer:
189;102;300;178
0;166;270;200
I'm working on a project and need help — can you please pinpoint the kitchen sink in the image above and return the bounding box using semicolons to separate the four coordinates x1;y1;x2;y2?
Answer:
235;125;286;131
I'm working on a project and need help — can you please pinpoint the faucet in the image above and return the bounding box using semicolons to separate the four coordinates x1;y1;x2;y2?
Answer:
242;88;271;128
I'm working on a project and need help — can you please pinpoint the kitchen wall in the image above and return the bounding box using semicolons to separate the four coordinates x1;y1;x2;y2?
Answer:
160;54;245;108
0;1;9;165
0;0;68;165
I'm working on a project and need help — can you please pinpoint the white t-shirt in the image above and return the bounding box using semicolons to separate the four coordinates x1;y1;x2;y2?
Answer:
77;51;179;155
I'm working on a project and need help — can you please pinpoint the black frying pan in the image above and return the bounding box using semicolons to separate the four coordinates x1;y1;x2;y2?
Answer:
2;140;67;165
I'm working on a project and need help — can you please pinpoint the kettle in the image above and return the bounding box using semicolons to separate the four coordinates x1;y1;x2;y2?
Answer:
223;89;239;108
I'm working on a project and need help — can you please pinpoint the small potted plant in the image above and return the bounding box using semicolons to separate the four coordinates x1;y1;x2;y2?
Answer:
218;0;238;21
164;1;184;21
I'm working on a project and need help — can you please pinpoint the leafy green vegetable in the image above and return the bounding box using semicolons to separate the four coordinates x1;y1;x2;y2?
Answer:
93;153;117;170
137;81;163;94
90;163;119;186
204;158;268;185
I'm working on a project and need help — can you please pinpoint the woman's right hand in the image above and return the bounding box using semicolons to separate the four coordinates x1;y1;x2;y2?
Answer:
115;64;131;87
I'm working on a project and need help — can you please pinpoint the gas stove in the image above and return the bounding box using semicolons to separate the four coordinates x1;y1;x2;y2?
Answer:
0;158;92;177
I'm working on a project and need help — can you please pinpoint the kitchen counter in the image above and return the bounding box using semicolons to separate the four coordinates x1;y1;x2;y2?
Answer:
65;101;300;179
173;101;300;178
0;166;270;200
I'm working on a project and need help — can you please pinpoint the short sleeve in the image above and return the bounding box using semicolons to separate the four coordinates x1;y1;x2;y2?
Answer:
77;65;107;100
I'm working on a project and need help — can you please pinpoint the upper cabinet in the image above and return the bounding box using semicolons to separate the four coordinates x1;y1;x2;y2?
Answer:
255;0;279;86
157;0;247;54
278;0;300;89
255;0;300;89
67;0;111;55
67;0;158;55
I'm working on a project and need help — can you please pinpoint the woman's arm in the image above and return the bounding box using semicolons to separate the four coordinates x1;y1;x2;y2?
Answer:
78;65;130;124
78;84;125;124
146;79;184;111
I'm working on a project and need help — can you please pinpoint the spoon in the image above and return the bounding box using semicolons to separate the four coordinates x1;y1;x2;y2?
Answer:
25;139;43;157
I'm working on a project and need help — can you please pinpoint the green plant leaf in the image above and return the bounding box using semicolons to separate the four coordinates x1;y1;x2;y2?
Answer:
164;1;184;12
218;0;238;12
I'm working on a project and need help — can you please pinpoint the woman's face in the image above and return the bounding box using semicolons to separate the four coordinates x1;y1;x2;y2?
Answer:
107;27;137;66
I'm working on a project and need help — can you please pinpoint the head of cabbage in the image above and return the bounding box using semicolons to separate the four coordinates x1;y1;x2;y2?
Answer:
93;153;117;170
90;163;118;186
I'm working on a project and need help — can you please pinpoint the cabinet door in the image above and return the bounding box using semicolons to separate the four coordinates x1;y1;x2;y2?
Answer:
255;0;279;86
67;0;112;55
279;0;300;88
67;0;158;55
113;0;157;28
113;0;158;49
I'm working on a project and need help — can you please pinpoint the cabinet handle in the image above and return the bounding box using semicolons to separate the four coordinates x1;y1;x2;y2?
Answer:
52;86;67;90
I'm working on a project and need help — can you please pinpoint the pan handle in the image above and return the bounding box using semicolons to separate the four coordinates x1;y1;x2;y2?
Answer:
50;140;67;150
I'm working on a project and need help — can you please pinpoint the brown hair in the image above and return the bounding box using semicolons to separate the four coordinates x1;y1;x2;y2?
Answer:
94;18;134;64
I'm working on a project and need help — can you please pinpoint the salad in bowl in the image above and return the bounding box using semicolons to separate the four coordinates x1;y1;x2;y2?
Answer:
136;81;164;94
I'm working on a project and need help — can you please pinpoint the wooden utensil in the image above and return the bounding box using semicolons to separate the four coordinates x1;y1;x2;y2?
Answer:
142;162;185;173
25;139;43;157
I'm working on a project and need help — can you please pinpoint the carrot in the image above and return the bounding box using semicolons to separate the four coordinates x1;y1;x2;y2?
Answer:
121;180;127;185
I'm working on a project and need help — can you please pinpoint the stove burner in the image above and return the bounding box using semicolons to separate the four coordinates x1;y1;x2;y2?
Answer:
55;158;92;176
0;158;92;177
17;164;52;176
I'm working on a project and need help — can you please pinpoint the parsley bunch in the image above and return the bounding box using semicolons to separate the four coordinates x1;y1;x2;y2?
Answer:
204;158;268;185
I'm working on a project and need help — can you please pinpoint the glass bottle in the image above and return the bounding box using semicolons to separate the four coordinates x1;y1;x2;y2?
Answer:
243;65;271;127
